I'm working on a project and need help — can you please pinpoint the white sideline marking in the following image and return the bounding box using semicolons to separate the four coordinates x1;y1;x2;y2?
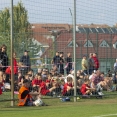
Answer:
93;113;117;117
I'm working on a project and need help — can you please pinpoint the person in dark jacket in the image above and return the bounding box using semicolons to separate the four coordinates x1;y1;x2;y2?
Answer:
59;52;65;75
51;52;60;69
20;50;31;75
88;53;94;75
65;53;72;75
0;44;9;72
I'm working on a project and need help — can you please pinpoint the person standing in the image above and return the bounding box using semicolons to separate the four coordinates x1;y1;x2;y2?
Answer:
114;59;117;74
0;44;9;72
81;55;88;75
20;50;31;75
113;59;117;83
65;53;72;75
88;53;94;75
5;52;18;84
51;52;60;70
92;53;99;71
59;52;64;75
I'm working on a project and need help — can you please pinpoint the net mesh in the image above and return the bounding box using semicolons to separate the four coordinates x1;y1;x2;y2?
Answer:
0;0;117;103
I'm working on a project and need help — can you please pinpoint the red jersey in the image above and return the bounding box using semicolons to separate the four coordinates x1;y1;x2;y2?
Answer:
39;81;50;95
32;79;42;86
46;79;51;83
80;83;90;95
92;56;99;69
5;58;18;74
62;83;73;95
14;58;18;74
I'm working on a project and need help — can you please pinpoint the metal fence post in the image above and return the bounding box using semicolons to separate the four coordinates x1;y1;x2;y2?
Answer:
73;0;77;102
10;0;14;106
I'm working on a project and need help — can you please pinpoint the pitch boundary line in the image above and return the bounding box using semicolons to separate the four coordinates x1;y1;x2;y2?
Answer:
92;113;117;117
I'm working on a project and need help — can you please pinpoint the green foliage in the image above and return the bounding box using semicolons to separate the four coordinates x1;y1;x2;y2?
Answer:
0;1;40;58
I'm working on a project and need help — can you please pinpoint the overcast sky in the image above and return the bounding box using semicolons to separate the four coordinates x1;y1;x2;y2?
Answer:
0;0;117;26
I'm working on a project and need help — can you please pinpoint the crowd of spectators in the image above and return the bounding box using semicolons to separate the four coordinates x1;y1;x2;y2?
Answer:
0;46;117;98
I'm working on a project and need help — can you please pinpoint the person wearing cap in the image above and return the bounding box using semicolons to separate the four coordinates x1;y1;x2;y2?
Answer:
18;79;40;106
20;50;31;75
81;55;88;75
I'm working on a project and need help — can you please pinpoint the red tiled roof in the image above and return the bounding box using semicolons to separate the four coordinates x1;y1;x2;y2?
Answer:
32;27;50;34
41;32;117;59
31;24;53;46
113;36;117;43
32;31;52;45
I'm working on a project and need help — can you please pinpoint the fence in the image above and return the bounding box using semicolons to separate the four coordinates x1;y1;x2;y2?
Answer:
0;0;117;105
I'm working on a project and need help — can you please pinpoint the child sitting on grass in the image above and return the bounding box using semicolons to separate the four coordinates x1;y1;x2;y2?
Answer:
38;76;57;96
62;76;74;96
80;78;95;96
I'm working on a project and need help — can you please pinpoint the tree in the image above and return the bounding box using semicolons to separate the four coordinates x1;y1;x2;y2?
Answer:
0;1;40;58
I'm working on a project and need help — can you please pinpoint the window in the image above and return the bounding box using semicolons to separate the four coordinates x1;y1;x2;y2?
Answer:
76;26;85;33
99;40;109;47
90;28;97;33
102;28;110;34
84;28;92;33
110;28;117;34
95;28;103;33
84;40;93;47
68;41;78;47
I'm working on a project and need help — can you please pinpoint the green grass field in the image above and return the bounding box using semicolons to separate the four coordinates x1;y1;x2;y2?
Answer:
0;92;117;117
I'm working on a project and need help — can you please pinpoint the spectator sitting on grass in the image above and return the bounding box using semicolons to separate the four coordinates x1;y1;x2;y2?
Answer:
60;78;65;93
38;76;57;96
98;77;113;91
80;78;95;96
27;69;34;82
18;79;40;106
17;71;25;90
112;73;117;84
62;76;74;96
37;68;42;74
32;73;42;92
45;73;53;89
51;77;61;96
76;70;85;88
90;70;104;91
